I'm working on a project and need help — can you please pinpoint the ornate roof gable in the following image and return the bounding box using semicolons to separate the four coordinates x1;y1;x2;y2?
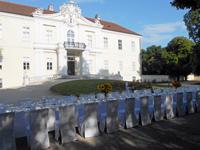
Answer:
60;0;81;26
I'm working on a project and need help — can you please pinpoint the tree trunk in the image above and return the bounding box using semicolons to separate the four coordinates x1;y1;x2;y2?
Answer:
177;76;180;81
185;75;188;81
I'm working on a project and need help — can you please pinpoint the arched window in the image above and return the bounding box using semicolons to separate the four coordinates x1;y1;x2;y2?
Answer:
67;30;75;43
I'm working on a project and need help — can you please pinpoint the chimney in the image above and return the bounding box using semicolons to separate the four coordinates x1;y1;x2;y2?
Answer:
48;4;54;11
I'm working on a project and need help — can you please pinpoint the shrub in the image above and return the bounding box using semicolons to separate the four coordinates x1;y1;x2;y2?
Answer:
171;80;181;88
129;81;153;91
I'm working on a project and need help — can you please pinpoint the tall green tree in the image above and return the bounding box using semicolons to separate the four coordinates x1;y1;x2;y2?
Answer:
171;0;200;75
142;45;166;75
166;36;194;80
184;9;200;43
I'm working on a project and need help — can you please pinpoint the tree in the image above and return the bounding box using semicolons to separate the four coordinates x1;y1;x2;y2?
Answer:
192;42;200;75
171;0;200;75
166;36;194;80
171;0;200;10
184;9;200;43
142;45;166;75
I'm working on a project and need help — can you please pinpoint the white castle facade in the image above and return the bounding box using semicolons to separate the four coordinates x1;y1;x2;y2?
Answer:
0;0;142;88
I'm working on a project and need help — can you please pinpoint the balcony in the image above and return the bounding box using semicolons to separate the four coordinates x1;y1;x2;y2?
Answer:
64;42;86;55
64;42;86;50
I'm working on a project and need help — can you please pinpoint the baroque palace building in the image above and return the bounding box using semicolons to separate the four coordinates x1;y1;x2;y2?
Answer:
0;0;142;88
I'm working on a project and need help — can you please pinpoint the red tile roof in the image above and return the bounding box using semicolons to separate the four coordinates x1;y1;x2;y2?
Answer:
0;1;141;36
86;17;141;36
0;1;55;16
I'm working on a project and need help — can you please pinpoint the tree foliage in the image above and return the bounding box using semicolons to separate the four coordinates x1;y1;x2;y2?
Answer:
171;0;200;10
171;0;200;75
142;37;194;80
142;45;166;75
166;37;194;80
184;9;200;43
192;42;200;75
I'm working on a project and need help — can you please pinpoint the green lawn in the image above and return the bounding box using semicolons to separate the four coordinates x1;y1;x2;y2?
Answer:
50;79;126;96
152;83;172;89
50;79;171;96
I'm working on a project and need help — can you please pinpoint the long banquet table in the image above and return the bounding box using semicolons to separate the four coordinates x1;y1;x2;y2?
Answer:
0;86;200;150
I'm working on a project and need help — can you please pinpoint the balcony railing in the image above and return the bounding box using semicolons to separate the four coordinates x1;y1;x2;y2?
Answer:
64;42;86;50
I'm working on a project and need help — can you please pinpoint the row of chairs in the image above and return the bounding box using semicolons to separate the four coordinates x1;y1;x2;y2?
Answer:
0;86;200;150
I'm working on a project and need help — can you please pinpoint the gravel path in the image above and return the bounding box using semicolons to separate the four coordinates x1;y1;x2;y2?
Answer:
0;79;75;104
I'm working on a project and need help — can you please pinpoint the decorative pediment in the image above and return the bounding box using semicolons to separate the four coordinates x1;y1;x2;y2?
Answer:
60;0;81;26
32;0;102;28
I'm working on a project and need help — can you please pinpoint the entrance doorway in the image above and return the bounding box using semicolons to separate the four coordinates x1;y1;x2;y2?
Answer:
68;61;75;75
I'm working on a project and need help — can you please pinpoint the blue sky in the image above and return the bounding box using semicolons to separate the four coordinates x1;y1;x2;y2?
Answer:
4;0;188;48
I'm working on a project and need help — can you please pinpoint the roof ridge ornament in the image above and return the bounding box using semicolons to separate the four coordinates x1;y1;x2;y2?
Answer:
32;8;44;15
95;14;102;25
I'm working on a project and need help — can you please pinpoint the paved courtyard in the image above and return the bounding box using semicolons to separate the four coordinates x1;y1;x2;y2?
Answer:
0;79;74;104
16;113;200;150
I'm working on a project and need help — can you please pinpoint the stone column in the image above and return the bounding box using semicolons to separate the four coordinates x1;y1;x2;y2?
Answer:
57;43;68;77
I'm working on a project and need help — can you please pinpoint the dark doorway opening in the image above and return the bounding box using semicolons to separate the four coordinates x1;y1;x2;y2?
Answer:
68;61;75;75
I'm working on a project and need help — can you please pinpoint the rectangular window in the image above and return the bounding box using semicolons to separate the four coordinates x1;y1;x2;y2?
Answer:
47;62;53;70
131;41;135;51
104;37;108;49
0;78;2;88
23;62;30;70
46;29;53;43
104;60;109;70
43;25;56;43
87;35;93;48
118;40;122;50
22;26;30;41
0;23;2;39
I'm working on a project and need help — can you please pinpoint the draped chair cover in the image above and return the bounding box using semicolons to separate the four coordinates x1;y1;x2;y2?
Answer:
59;104;76;144
165;94;175;119
140;96;151;126
176;92;185;116
30;108;50;150
111;92;126;128
0;112;16;150
186;92;195;114
98;100;107;133
125;97;139;128
83;102;99;138
154;95;164;121
106;100;119;133
196;91;200;112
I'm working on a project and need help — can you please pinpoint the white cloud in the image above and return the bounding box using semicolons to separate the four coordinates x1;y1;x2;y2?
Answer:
141;21;187;47
77;0;105;3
